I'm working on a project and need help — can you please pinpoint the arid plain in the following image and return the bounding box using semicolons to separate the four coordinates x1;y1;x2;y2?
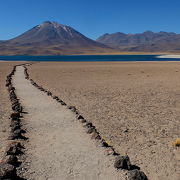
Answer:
28;61;180;180
0;61;179;179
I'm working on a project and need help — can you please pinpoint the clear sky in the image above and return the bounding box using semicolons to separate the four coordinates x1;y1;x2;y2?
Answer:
0;0;180;40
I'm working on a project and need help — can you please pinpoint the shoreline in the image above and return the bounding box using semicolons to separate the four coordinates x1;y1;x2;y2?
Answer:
1;54;180;63
157;55;180;58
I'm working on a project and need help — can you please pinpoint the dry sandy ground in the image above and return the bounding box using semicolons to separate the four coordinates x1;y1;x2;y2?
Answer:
14;66;126;180
0;62;21;162
29;61;180;180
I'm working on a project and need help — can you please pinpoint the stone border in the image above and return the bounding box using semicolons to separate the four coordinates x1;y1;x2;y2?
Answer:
24;64;148;180
0;65;28;180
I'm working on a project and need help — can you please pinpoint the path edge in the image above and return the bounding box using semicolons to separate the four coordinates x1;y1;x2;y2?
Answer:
0;63;32;180
24;64;148;180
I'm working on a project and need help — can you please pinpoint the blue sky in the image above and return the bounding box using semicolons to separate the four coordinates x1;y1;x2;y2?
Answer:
0;0;180;40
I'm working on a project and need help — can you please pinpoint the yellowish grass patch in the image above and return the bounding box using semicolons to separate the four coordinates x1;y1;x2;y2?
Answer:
172;138;180;147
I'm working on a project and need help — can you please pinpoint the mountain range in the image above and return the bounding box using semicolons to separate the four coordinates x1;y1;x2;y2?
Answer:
96;31;180;52
0;21;180;55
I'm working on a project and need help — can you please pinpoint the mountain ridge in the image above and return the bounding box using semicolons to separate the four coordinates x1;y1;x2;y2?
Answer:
96;31;180;52
1;22;180;55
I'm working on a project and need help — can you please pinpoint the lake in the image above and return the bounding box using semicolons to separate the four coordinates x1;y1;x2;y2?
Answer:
0;55;180;61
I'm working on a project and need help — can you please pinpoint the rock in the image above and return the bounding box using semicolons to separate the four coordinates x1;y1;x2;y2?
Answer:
6;142;22;155
8;86;15;92
8;135;17;140
114;155;131;170
0;162;16;178
124;128;129;133
58;99;62;103
47;91;52;96
11;123;21;132
3;155;18;166
39;87;44;91
10;94;17;100
84;122;93;128
11;117;20;123
11;99;18;104
91;131;101;140
127;169;148;180
12;129;26;134
13;104;22;112
11;103;19;109
79;119;86;123
106;147;115;155
57;99;66;105
68;106;76;112
13;129;22;135
101;140;109;147
10;113;20;119
85;127;95;134
12;103;22;112
77;115;84;120
53;96;59;100
61;102;66;106
6;82;11;87
9;129;24;140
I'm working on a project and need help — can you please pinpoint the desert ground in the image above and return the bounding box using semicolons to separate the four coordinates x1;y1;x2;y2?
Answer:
28;61;180;180
13;66;127;179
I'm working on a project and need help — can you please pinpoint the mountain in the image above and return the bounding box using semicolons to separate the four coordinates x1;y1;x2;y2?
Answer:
0;21;114;55
96;31;180;52
2;22;180;55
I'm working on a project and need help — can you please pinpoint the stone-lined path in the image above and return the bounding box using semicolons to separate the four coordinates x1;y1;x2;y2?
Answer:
13;66;126;180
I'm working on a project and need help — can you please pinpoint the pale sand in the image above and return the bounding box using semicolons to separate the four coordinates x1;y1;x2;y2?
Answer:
14;66;126;180
157;55;180;58
29;61;180;180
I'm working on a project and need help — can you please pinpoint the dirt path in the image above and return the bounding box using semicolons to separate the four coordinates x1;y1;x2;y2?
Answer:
28;62;180;180
13;66;126;180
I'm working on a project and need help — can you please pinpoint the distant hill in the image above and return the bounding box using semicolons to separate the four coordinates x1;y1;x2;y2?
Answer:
0;21;114;55
96;31;180;52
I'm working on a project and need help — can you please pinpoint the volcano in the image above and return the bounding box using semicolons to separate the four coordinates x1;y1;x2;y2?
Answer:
0;21;113;55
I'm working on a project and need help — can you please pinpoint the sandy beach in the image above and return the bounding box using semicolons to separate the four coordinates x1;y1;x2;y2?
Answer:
28;61;180;180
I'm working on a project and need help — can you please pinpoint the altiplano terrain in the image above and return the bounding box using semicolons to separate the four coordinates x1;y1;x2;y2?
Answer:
29;61;180;180
13;66;127;180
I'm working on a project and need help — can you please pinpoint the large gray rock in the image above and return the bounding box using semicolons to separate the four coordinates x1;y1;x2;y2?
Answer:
114;155;131;170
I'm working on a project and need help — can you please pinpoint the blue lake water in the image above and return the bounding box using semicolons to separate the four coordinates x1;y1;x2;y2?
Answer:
0;55;180;62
